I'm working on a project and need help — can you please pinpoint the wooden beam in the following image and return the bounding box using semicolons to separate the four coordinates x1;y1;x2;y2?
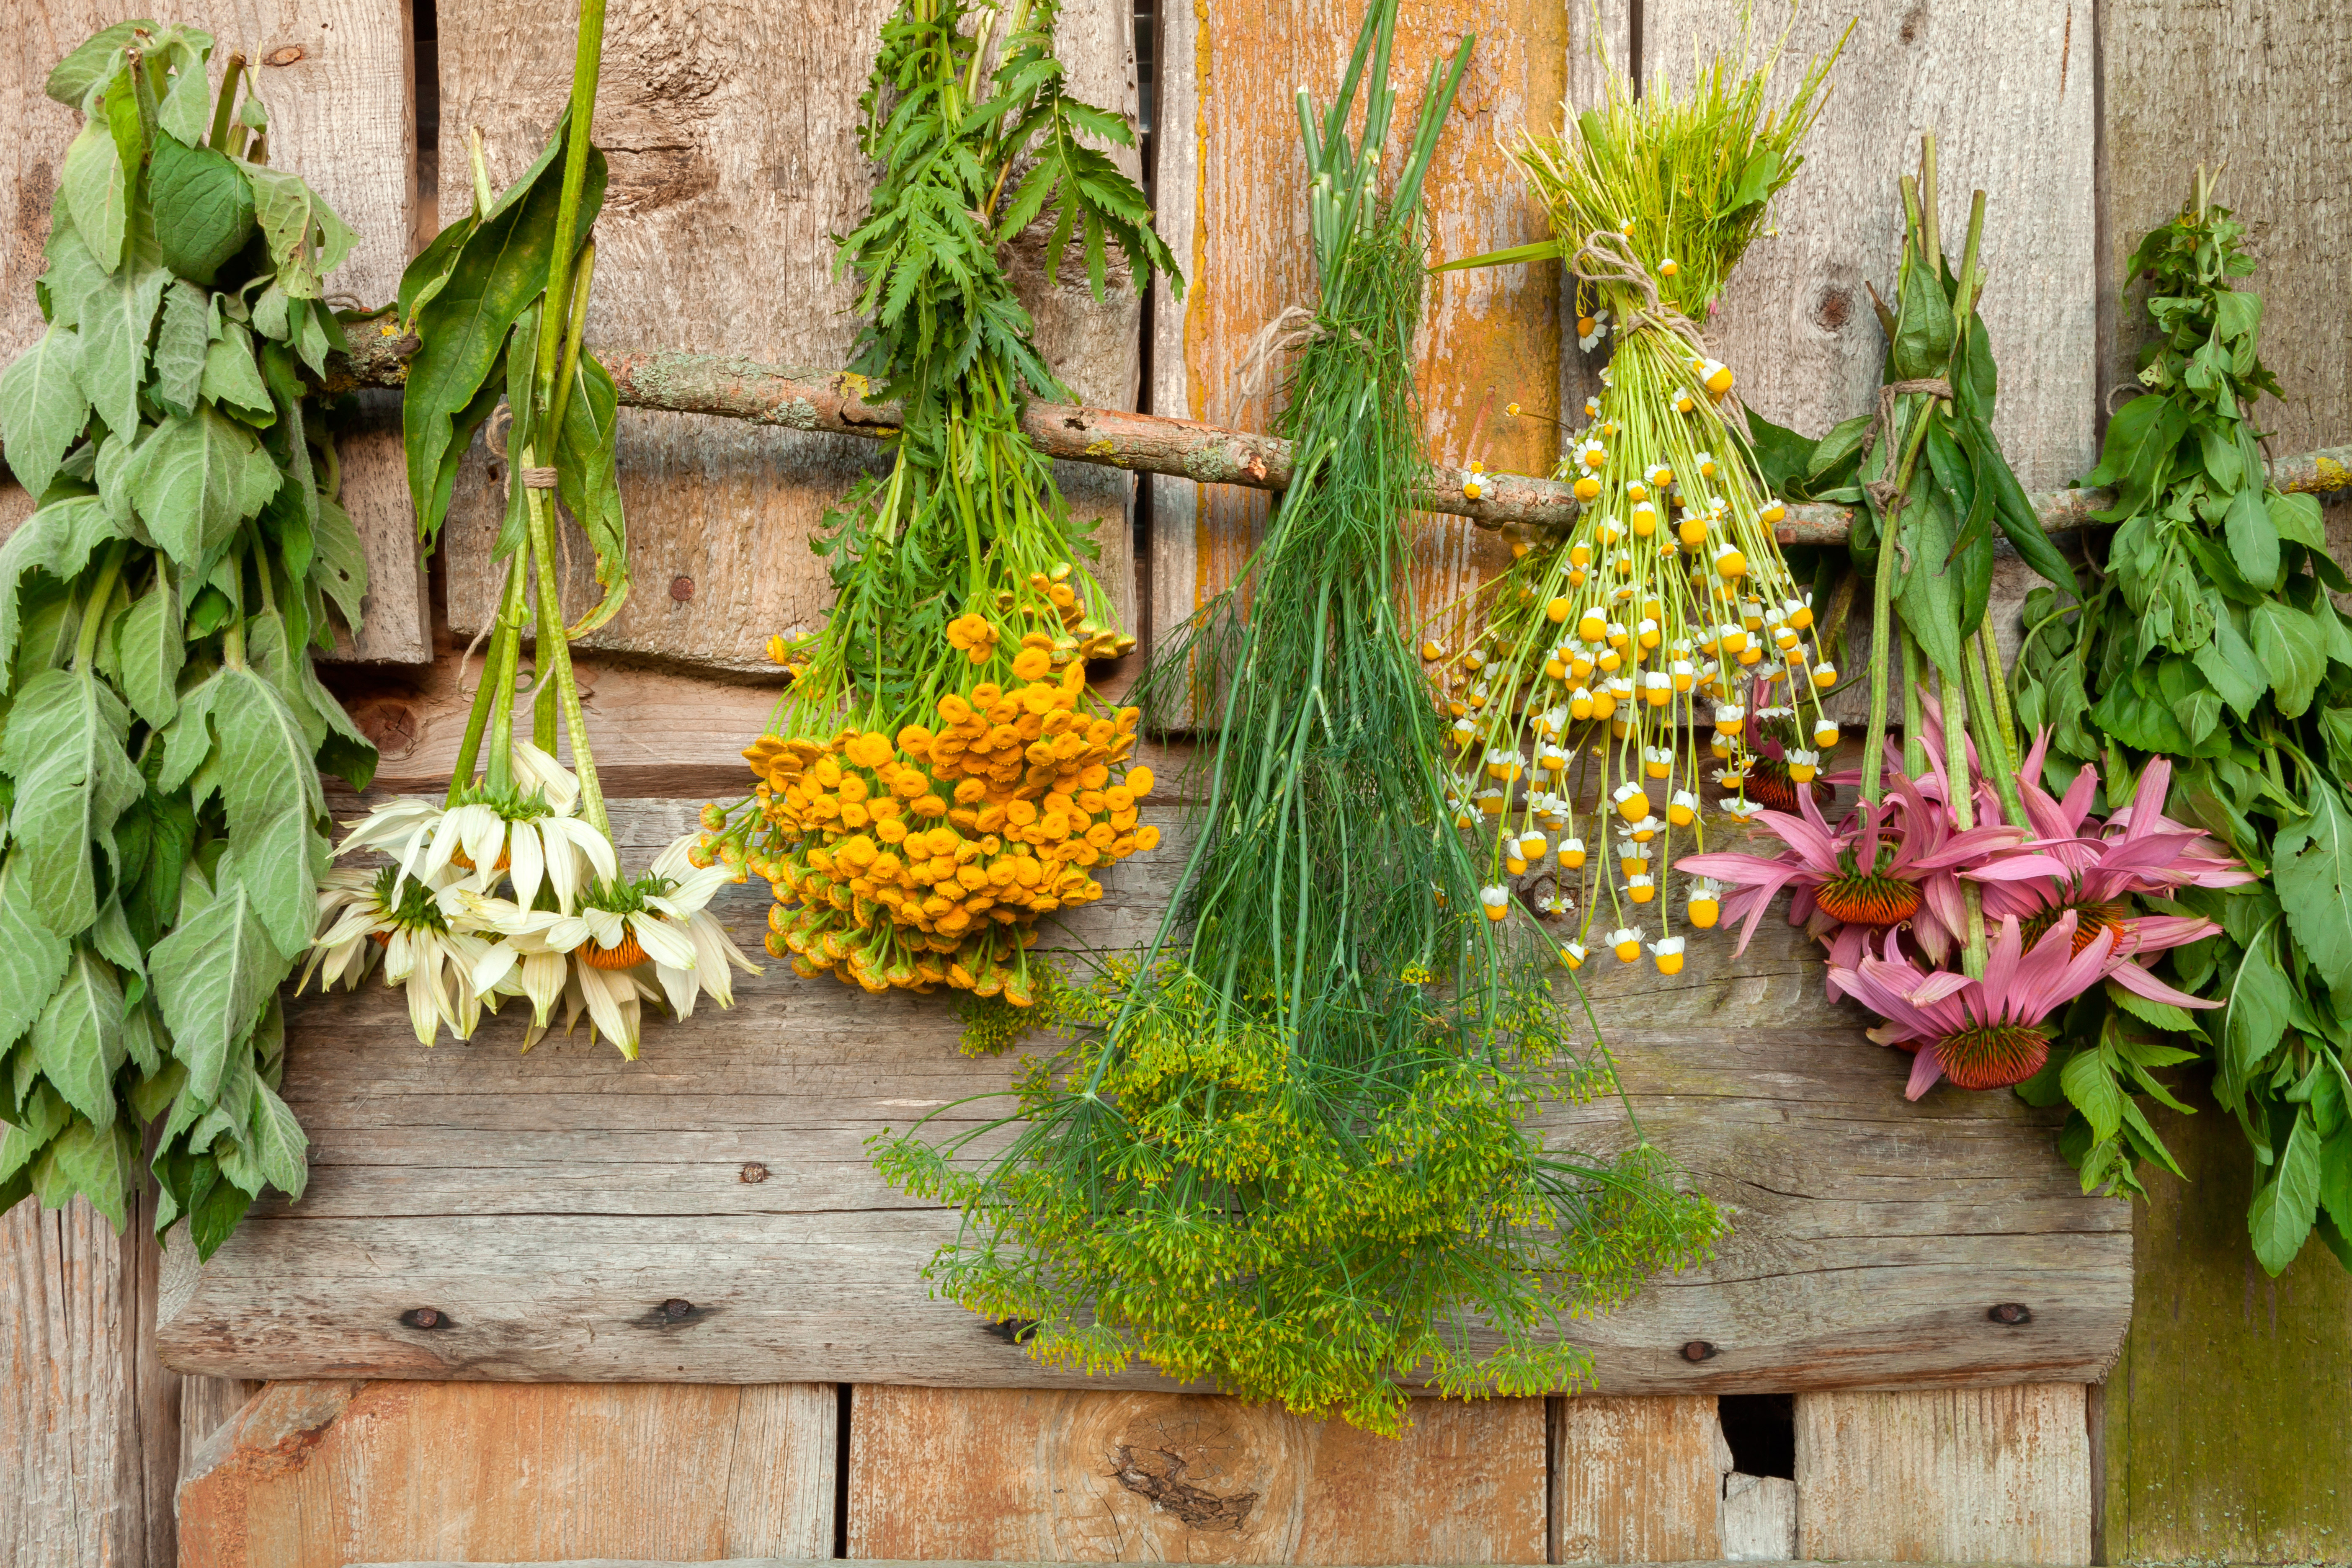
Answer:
156;797;2131;1393
338;329;2352;543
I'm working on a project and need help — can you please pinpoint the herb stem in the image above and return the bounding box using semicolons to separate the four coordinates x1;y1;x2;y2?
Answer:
73;544;129;670
531;0;609;426
524;450;610;835
1860;405;1938;807
206;54;246;150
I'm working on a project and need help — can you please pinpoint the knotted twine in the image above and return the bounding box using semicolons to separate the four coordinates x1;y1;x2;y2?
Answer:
1855;377;1954;565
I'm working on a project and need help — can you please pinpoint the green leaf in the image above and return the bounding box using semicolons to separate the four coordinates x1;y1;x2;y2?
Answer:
0;668;144;935
33;1114;137;1229
155;45;214;145
129;1051;183;1122
151;279;211;418
2269;490;2327;549
44;24;152;107
2061;1047;2128;1144
30;948;125;1129
2322;1127;2352;1231
2223;921;2294;1090
2274;782;2352;995
2107;977;2199;1034
2250;1108;2324;1275
2251;600;2327;718
201;323;275;424
242;163;326;297
1894;487;1973;680
211;668;325;955
124;404;283;568
61;117;128;273
148;133;256;285
71;258;169;438
187;1166;252;1258
112;573;183;729
310;493;369;635
0;1083;70;1182
0;870;73;1050
157;668;221;793
149;869;284;1106
2222;484;2280;589
1890;255;1956;382
402;142;607;541
0;326;91;498
1430;236;1561;273
248;1080;308;1199
397;211;477;325
2192;599;2267;719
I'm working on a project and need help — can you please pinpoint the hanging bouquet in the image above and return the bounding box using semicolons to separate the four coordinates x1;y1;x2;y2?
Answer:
1681;144;2237;1108
2012;172;2352;1269
0;25;378;1253
696;0;1179;1010
325;0;754;1056
1434;19;1847;978
869;0;1724;1436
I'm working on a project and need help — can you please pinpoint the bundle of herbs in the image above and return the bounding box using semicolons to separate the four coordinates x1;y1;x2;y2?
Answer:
1435;20;1845;980
321;0;754;1057
2013;172;2352;1272
872;0;1723;1434
1697;140;2228;1102
0;24;377;1253
703;0;1180;1010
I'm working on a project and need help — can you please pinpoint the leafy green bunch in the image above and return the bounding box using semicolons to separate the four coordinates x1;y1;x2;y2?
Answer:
2012;173;2352;1270
776;0;1179;740
0;23;378;1253
873;0;1722;1433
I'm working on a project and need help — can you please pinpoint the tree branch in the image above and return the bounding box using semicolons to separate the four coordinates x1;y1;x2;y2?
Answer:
333;325;2352;542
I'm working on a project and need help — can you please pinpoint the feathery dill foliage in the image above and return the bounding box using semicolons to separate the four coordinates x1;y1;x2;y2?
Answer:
781;0;1179;739
873;0;1724;1435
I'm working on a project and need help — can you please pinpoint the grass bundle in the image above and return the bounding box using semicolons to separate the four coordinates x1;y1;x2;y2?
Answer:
1436;19;1846;975
872;0;1723;1434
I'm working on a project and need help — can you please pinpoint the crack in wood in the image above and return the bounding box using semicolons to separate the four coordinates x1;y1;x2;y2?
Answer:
1108;1444;1260;1531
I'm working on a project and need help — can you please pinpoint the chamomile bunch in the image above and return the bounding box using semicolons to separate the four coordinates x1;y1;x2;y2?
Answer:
1434;11;1847;977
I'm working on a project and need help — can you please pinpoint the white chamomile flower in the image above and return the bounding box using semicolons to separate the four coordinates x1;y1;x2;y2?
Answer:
1479;884;1512;922
1649;936;1686;974
1608;926;1644;962
1722;797;1765;825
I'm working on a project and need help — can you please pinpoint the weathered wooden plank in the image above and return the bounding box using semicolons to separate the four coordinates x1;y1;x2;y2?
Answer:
2101;1078;2352;1563
175;1380;837;1568
1717;1473;1798;1562
0;0;429;660
846;1385;1544;1562
156;798;2128;1392
1551;1395;1725;1563
1644;0;2097;493
434;0;1142;676
1145;0;1559;659
1795;1384;2093;1564
1;1197;178;1568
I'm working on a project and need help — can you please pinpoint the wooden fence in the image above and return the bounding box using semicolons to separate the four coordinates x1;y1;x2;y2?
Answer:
3;0;2349;1563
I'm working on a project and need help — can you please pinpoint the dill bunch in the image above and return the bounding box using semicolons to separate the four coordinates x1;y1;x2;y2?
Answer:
1435;18;1847;972
872;0;1724;1434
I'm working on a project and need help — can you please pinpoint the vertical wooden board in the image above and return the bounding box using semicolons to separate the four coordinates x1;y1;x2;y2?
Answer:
2102;1080;2352;1563
1;1196;179;1568
0;0;429;660
1718;1472;1799;1562
2102;0;2351;458
846;1384;1545;1564
435;0;1143;677
1642;0;2099;492
1795;1383;2092;1564
176;1380;838;1568
1146;0;1561;656
1550;1394;1726;1563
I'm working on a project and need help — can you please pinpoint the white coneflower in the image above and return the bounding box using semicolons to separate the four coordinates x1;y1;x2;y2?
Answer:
1576;436;1608;470
1536;742;1570;773
1813;660;1839;689
1649;935;1687;975
304;866;498;1047
1569;686;1597;720
1670;658;1697;692
1451;717;1477;744
1625;874;1656;904
1625;813;1664;843
1642;671;1674;707
1712;540;1748;578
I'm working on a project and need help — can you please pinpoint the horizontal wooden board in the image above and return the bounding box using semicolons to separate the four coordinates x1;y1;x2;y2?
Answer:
157;790;2129;1393
846;1385;1545;1563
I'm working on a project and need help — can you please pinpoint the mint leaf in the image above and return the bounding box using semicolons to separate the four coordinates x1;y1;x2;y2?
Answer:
0;668;143;935
0;326;91;497
149;870;283;1106
30;948;126;1129
125;404;283;567
152;279;211;418
2249;1109;2323;1275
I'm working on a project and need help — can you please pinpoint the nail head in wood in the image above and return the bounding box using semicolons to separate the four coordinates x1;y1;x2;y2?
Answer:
738;1161;769;1184
670;575;694;601
1989;1302;2034;1325
661;1298;694;1321
1681;1339;1718;1362
399;1307;444;1330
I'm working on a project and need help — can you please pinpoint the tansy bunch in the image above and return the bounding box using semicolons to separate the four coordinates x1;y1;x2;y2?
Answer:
1435;18;1847;979
730;626;1159;1002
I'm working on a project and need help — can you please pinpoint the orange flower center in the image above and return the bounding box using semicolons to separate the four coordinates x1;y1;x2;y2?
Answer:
1936;1023;2051;1091
2021;899;2130;954
581;932;648;970
1814;871;1921;927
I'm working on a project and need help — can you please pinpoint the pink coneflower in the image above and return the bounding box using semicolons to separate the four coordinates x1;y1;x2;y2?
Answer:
1831;912;2218;1097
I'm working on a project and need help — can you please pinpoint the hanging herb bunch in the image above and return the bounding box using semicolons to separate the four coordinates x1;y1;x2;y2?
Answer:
322;0;755;1058
1690;142;2233;1106
0;23;377;1253
1435;21;1845;981
871;0;1724;1435
699;0;1180;1010
2013;171;2352;1272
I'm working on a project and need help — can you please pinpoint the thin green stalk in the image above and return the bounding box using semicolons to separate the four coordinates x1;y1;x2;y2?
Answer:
1937;665;1988;976
1977;614;2020;762
544;242;597;446
1900;627;1926;778
206;54;246;150
73;544;129;669
531;0;610;423
1861;407;1938;807
1963;627;2024;828
480;545;535;798
523;449;609;834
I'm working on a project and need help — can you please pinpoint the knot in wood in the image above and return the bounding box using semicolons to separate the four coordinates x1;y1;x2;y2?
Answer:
660;1298;695;1322
263;44;305;67
1988;1302;2034;1326
1109;1444;1259;1531
1680;1339;1719;1362
400;1307;445;1330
